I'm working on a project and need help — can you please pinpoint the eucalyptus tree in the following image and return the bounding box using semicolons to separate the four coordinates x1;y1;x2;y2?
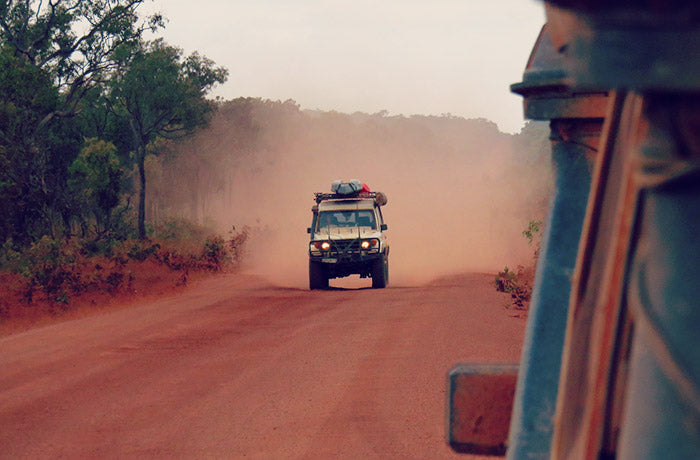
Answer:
109;38;228;238
0;0;163;127
0;0;162;242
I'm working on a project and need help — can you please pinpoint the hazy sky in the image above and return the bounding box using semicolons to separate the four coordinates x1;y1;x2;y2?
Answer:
147;1;545;133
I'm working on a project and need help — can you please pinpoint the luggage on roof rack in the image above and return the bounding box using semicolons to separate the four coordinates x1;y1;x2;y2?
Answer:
331;179;363;195
315;179;387;205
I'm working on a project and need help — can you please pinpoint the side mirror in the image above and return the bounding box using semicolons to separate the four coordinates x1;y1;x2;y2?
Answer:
446;363;518;456
307;227;311;234
381;224;388;231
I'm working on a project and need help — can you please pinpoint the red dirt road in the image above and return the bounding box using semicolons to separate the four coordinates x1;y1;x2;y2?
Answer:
0;273;525;459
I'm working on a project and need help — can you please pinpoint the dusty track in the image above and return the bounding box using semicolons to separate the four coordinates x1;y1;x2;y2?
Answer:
0;273;525;459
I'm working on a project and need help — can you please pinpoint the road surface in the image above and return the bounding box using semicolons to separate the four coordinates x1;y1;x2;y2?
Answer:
0;272;525;459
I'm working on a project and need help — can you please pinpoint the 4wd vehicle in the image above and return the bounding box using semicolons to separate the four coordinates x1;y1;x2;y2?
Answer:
307;180;389;290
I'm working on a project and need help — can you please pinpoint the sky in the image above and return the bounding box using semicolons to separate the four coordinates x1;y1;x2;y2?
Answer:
146;1;546;134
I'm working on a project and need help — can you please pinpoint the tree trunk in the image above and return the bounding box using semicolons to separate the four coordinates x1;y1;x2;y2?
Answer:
137;145;147;239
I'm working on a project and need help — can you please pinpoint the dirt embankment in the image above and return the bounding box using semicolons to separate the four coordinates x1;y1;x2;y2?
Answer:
0;260;210;337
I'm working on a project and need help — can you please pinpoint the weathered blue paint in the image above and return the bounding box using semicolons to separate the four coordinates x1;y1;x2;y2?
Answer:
506;137;592;460
620;178;700;459
506;24;601;459
537;2;700;457
494;2;700;458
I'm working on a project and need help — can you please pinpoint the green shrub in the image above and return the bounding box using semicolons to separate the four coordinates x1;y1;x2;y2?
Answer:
494;265;532;310
226;225;249;266
0;222;251;307
20;236;82;304
495;219;544;311
523;220;543;259
202;236;226;271
198;226;249;272
0;238;22;272
127;240;161;262
494;266;519;293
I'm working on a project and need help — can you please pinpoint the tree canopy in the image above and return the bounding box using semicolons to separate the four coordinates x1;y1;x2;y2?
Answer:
0;0;227;245
0;0;163;124
109;38;228;238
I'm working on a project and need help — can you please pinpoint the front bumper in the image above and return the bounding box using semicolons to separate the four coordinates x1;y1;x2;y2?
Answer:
309;238;384;278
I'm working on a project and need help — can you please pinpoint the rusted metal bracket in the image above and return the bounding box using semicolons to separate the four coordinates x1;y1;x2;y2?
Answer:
446;364;519;456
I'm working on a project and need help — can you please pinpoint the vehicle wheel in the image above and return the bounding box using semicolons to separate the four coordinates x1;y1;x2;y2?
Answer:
309;261;328;290
372;254;388;289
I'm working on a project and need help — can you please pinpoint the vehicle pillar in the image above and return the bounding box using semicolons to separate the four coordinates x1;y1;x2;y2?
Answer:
505;23;608;460
540;2;700;458
446;23;609;457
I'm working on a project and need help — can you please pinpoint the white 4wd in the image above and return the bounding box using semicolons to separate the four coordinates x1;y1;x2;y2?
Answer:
307;183;389;290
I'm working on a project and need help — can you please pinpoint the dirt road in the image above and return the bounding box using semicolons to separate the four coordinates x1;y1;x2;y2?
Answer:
0;273;525;459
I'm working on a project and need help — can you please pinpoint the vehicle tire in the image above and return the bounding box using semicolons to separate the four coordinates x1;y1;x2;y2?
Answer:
372;254;388;289
309;261;328;290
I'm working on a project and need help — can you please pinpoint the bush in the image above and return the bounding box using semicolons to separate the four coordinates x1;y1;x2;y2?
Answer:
201;236;226;271
495;219;543;311
494;266;519;293
199;226;249;272
19;237;79;304
0;238;23;272
494;265;532;310
8;237;136;304
522;220;543;259
127;240;161;262
225;225;250;267
0;222;251;308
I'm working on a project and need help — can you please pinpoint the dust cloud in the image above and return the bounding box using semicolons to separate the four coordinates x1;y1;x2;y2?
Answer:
166;105;552;289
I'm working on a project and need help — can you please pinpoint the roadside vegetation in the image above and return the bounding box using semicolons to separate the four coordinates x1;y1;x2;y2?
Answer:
495;220;543;311
0;224;249;325
0;1;235;326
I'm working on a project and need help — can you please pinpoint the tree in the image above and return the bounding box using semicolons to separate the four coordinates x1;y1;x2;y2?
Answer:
68;138;123;235
0;0;162;128
0;44;59;242
0;0;162;243
109;39;228;238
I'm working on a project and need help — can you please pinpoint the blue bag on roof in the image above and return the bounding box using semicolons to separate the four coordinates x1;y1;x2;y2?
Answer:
331;179;362;195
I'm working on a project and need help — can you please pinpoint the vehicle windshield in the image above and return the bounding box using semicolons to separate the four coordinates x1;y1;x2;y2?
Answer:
317;210;376;231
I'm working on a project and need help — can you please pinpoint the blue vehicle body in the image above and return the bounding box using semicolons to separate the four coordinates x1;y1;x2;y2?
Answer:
448;2;700;458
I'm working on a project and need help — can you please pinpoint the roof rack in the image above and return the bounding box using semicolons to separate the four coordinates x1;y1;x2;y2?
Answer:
314;191;387;206
314;191;377;203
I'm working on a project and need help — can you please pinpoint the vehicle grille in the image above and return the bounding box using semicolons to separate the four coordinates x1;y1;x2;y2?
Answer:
329;239;361;260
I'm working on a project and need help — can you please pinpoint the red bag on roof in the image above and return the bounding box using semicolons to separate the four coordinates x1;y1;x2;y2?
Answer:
361;183;371;193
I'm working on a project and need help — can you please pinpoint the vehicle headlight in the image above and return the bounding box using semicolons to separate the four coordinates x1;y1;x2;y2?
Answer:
311;241;331;251
361;239;379;250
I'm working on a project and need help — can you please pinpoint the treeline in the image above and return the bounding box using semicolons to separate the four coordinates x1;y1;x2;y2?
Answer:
139;98;552;285
145;98;551;233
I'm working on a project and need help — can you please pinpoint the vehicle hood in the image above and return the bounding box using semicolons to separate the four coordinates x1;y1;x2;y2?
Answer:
314;227;381;240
